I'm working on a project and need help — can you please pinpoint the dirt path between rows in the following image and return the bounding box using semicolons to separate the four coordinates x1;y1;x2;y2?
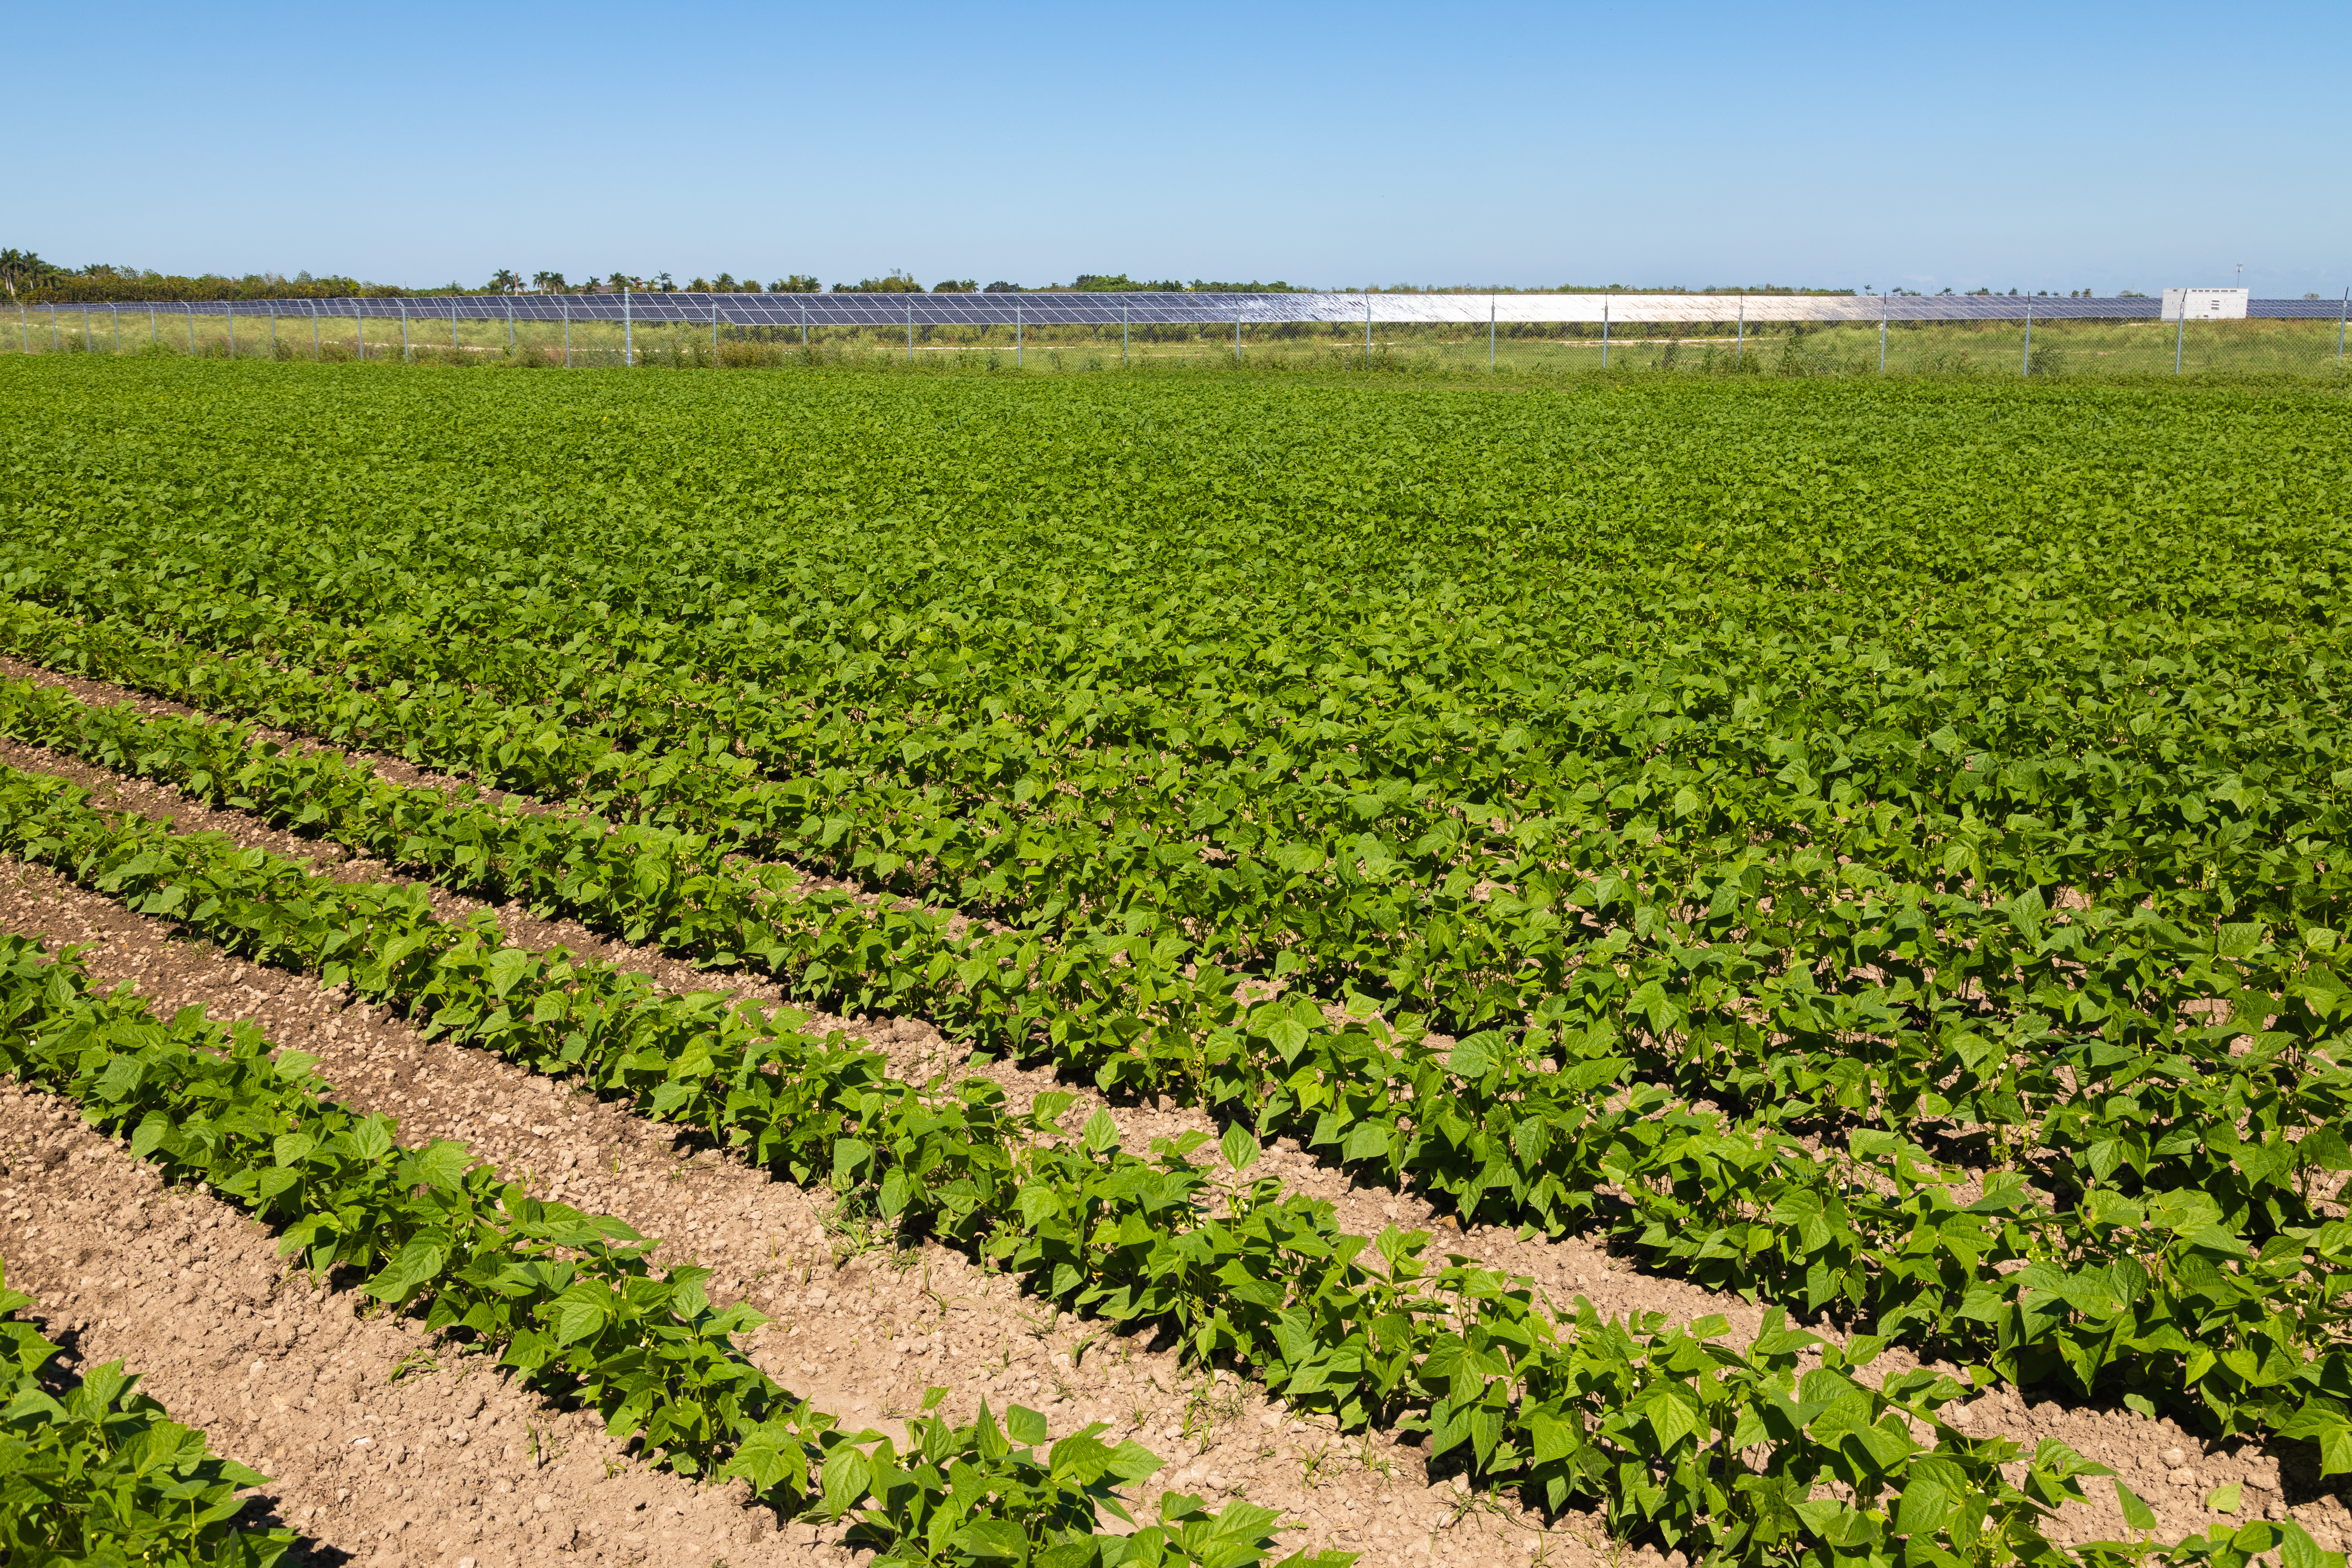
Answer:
0;1083;808;1568
0;860;1569;1568
0;711;1723;1338
0;662;2333;1556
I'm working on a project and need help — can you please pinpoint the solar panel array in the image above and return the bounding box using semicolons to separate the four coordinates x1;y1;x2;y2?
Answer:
25;292;2347;324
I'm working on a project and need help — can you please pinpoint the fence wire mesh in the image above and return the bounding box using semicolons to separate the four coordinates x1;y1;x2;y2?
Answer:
8;292;2347;379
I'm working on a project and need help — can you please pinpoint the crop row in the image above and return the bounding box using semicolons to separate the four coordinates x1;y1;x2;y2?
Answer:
6;382;2339;1142
6;384;2343;1042
0;631;2331;1254
0;593;2334;1220
3;675;2350;1453
0;757;2334;1568
0;937;1342;1568
4;563;2336;1057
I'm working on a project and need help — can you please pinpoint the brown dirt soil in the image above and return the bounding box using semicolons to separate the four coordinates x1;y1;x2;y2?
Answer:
0;859;1582;1568
0;1083;805;1568
2;665;2341;1556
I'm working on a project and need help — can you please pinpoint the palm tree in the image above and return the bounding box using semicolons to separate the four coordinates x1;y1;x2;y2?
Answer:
0;248;57;299
487;268;521;295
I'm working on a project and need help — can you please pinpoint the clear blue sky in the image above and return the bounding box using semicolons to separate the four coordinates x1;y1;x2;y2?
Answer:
14;0;2347;299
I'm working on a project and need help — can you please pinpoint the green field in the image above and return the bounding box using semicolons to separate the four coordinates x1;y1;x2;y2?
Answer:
3;356;2351;1567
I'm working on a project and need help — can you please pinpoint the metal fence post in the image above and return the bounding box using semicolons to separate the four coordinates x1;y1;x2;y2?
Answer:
148;304;156;347
2338;287;2347;366
506;298;514;351
1233;310;1241;365
715;299;722;358
399;298;410;362
50;305;58;352
2175;300;2185;374
1489;299;1496;371
1122;303;1128;365
2021;296;2032;376
1016;300;1023;366
907;299;914;362
1601;296;1610;369
1879;303;1887;373
800;298;807;348
1735;295;1745;366
269;301;277;356
18;304;26;354
353;300;363;362
623;286;632;366
1364;295;1371;366
187;304;197;355
450;299;458;354
228;303;235;359
310;300;318;359
563;297;571;367
113;304;120;354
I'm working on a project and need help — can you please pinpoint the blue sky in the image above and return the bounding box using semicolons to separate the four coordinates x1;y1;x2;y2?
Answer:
14;0;2347;298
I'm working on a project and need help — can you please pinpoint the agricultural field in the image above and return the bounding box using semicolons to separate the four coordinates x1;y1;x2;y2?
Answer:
0;354;2347;1568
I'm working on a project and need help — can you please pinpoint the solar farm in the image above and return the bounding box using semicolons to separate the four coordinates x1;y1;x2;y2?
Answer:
15;287;2352;376
1;349;2351;1568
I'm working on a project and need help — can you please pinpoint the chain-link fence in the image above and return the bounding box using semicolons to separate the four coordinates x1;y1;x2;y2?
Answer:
8;291;2347;379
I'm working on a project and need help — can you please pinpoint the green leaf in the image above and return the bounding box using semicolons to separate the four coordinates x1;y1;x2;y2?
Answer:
348;1116;395;1161
550;1283;615;1345
718;1420;813;1493
1275;843;1325;876
1083;1109;1121;1156
363;1240;447;1303
819;1442;871;1519
1645;1393;1698;1452
953;1519;1032;1560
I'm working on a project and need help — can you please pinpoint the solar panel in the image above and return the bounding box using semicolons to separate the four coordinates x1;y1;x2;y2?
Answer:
64;291;2335;326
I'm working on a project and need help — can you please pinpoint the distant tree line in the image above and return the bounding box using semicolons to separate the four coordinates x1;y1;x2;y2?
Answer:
8;250;1929;305
3;252;411;304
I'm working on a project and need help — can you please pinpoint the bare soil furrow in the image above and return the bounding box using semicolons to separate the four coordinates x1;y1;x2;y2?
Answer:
0;715;1720;1329
0;696;2313;1553
0;859;1575;1568
0;1083;811;1568
0;711;1740;1325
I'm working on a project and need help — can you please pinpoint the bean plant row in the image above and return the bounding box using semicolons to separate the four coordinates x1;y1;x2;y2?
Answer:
3;364;2349;1565
0;937;1337;1568
0;1260;292;1567
0;759;2329;1568
2;651;2349;1465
